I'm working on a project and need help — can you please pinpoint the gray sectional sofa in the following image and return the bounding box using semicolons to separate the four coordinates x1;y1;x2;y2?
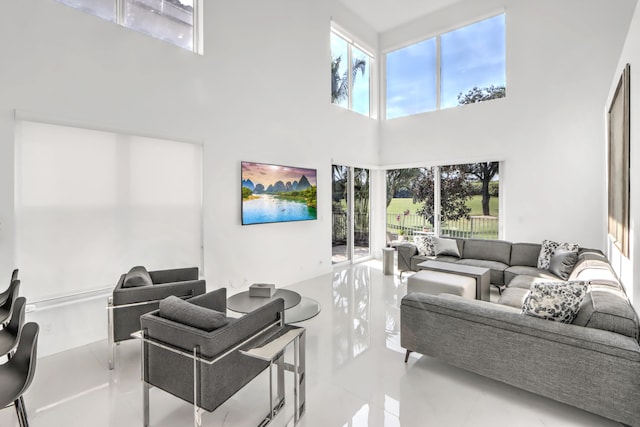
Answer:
400;238;640;426
398;238;561;289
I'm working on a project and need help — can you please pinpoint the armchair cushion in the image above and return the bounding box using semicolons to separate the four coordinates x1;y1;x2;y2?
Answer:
159;295;228;332
123;266;153;288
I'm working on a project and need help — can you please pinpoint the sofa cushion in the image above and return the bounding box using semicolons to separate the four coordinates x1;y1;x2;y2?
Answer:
537;239;579;269
434;237;461;257
573;287;640;340
569;256;620;286
548;249;578;280
509;243;541;267
455;259;508;285
498;287;530;308
159;295;229;332
122;265;153;288
461;239;512;265
506;274;548;290
504;266;561;285
413;235;435;256
521;281;588;323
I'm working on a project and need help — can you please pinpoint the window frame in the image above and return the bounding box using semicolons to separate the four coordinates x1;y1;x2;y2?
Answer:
330;23;375;118
383;12;505;120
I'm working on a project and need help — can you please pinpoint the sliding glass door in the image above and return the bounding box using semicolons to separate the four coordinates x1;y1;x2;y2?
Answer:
332;165;370;264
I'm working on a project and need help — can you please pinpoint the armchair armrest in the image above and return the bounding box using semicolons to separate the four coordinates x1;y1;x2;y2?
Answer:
149;267;199;284
186;287;227;313
112;279;206;306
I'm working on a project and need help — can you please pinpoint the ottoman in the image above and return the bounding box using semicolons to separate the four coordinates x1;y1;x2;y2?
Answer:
407;270;476;300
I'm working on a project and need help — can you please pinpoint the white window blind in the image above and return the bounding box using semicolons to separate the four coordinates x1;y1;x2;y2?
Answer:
15;121;203;302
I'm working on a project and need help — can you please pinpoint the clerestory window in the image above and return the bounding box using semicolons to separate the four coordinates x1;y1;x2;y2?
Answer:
54;0;202;53
330;26;373;117
385;13;506;119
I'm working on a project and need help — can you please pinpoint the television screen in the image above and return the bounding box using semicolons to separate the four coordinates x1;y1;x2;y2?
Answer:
241;161;317;225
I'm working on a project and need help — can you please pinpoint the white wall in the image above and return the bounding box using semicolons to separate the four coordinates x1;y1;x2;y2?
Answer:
379;0;636;250
607;2;640;308
0;0;378;355
1;0;636;356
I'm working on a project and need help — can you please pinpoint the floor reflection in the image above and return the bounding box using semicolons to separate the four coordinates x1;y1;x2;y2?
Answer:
332;266;371;367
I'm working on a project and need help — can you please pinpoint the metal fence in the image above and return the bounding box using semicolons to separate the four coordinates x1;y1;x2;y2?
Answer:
332;212;369;245
386;213;498;240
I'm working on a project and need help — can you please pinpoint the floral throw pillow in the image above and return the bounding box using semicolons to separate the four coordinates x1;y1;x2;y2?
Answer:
521;281;587;323
537;239;579;270
413;235;435;256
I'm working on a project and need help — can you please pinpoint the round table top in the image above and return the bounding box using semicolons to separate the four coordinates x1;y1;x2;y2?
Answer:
227;288;302;313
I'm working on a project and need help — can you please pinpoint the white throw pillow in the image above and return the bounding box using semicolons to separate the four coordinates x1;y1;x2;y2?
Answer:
537;239;579;270
521;281;587;323
434;237;460;258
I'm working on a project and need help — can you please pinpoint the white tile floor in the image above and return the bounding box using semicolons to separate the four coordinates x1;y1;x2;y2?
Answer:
0;260;623;426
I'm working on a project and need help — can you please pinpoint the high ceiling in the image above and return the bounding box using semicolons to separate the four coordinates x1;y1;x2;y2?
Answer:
339;0;463;32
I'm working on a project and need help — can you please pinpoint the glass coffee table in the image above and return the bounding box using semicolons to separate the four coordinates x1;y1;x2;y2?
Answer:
227;289;321;323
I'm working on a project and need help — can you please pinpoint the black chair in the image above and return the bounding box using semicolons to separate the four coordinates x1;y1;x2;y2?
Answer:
108;266;206;369
0;269;19;307
0;280;21;327
0;297;26;357
0;322;39;427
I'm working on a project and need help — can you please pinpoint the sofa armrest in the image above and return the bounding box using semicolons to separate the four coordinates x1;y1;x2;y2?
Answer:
397;243;418;272
402;293;640;361
113;279;206;306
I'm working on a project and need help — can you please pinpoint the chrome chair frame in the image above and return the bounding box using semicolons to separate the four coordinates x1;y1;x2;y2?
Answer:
134;316;306;427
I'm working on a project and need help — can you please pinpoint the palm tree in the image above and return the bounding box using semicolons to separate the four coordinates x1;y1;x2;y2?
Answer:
331;56;366;104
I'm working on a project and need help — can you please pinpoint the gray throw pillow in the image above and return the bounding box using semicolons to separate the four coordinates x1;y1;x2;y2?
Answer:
434;237;460;258
159;295;228;331
548;249;578;280
522;281;587;323
122;265;153;288
537;239;579;269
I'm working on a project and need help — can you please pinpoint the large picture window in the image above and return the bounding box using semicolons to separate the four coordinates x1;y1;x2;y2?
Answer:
331;27;373;117
385;14;506;119
54;0;201;53
386;162;500;240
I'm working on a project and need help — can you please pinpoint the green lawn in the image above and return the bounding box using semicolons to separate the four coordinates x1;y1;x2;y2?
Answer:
387;196;499;217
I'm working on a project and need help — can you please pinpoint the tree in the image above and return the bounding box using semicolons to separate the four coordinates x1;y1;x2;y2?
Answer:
462;162;499;216
455;86;503;217
331;56;366;104
412;167;471;224
332;165;348;206
386;168;420;207
457;85;505;105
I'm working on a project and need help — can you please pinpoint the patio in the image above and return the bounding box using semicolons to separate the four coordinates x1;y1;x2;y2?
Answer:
331;244;371;264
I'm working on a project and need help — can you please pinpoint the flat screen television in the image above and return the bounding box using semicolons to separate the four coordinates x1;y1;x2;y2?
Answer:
241;161;317;225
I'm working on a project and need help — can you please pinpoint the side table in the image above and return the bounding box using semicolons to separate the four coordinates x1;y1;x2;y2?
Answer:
241;325;306;426
382;248;395;275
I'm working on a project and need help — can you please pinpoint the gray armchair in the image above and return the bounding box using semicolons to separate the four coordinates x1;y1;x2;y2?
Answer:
108;266;206;369
138;288;287;426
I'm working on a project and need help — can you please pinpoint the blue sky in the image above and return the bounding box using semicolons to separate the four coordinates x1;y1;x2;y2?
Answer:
387;14;505;118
